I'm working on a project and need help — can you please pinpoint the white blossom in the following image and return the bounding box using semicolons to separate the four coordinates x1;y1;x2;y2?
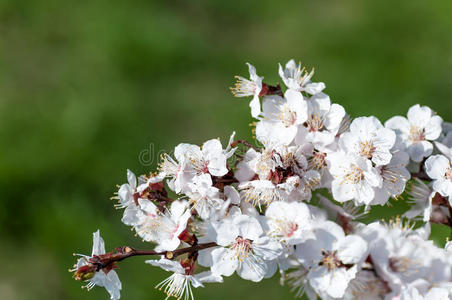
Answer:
73;230;122;300
425;154;452;200
360;221;450;294
327;152;382;205
385;104;443;162
278;59;325;95
198;214;283;282
134;200;191;251
146;258;222;300
187;173;223;219
339;116;396;166
295;221;368;298
296;93;345;148
370;150;411;206
256;90;308;146
404;178;435;222
231;63;263;118
264;201;314;245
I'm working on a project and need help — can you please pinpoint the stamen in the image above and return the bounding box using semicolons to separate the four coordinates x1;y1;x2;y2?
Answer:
230;76;256;97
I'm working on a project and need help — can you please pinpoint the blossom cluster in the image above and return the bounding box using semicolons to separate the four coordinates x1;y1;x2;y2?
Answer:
72;60;452;300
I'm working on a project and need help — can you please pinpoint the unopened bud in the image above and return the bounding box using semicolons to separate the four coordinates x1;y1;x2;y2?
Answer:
165;251;174;259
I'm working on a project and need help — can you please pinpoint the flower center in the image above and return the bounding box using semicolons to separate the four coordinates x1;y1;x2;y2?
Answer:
319;250;341;270
306;113;325;132
359;141;376;159
232;236;253;262
409;126;425;143
309;152;326;170
278;105;297;127
343;165;365;184
388;256;414;273
285;222;299;237
188;155;210;174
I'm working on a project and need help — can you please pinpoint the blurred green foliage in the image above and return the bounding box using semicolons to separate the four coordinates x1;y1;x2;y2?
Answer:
1;0;452;299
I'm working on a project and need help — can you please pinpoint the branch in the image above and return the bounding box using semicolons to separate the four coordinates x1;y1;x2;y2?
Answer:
230;139;260;151
73;242;218;280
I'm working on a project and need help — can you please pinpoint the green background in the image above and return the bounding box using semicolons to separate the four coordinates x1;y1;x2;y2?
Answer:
1;0;452;299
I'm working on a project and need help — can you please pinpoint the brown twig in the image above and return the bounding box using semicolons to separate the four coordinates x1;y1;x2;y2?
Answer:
230;139;260;151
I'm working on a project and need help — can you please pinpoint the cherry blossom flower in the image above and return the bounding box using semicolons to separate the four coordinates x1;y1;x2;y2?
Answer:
256;90;308;146
278;59;325;95
339;116;396;166
72;230;122;300
115;169;147;225
404;178;435;222
187;173;223;219
146;258;222;300
327;152;382;205
385;104;443;162
425;154;452;200
295;221;368;298
360;221;450;294
198;214;283;282
296;93;345;148
115;170;165;226
160;144;195;194
370;150;411;206
134;200;191;251
231;63;263;118
264;201;314;245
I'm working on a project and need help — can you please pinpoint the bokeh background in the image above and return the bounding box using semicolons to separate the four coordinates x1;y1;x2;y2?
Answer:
1;0;452;299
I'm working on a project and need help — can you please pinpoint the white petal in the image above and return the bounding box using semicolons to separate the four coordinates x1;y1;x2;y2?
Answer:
212;219;239;246
211;247;238;277
92;230;106;256
332;180;355;202
425;115;443;140
407;104;432;128
285;89;308;124
138;198;158;215
304;82;326;95
435;141;452;160
433;180;452;199
307;266;332;296
234;215;263;241
121;206;140;226
350;116;383;138
224;185;241;205
237;260;265;282
249;96;261;119
408;141;433;162
170;200;188;220
385;116;410;134
425;155;449;180
326;267;354;298
195;271;223;284
254;236;283;260
104;271;122;300
146;258;185;273
126;169;137;189
117;184;132;206
174;143;200;163
324;103;345;131
336;235;368;264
